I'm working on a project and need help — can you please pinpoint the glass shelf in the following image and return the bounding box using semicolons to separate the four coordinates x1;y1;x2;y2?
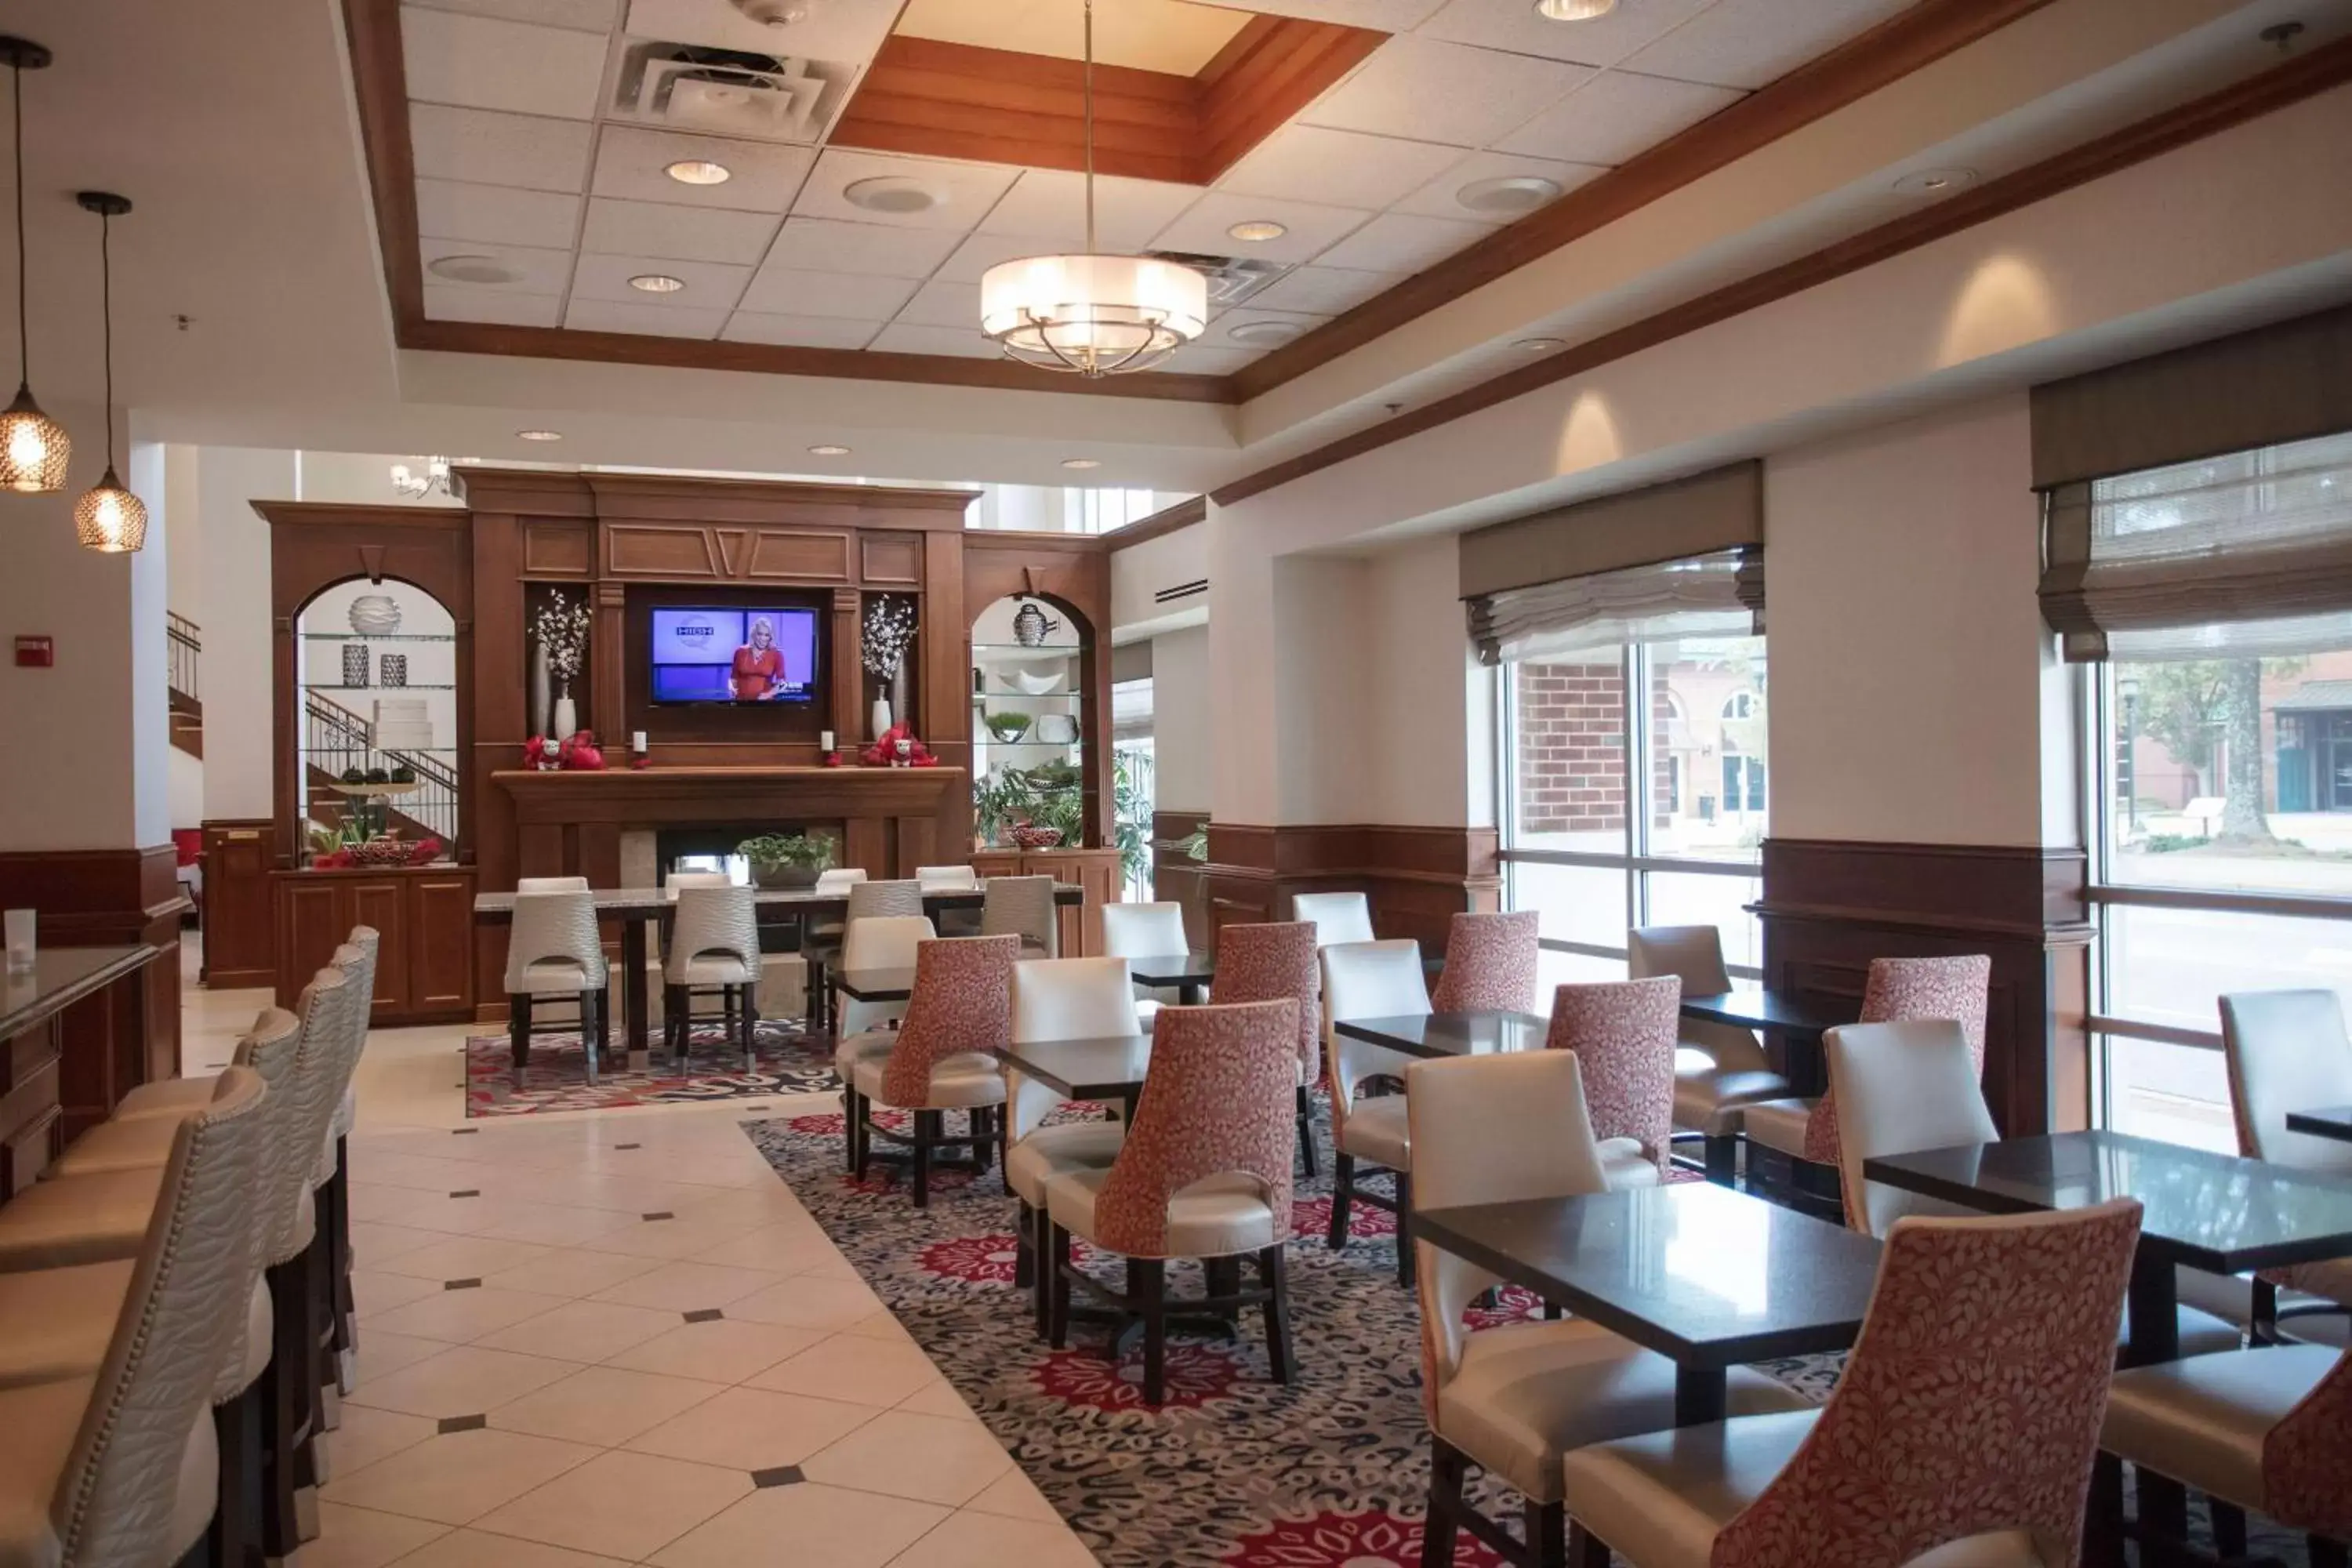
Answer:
979;738;1080;749
973;691;1080;703
973;643;1080;659
299;633;456;642
303;682;456;691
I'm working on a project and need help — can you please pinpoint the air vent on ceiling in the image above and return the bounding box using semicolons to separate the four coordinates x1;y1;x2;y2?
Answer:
1153;579;1209;606
1144;252;1289;310
612;41;856;143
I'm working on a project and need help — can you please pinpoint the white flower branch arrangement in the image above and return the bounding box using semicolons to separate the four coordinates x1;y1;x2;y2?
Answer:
534;593;592;684
862;595;917;682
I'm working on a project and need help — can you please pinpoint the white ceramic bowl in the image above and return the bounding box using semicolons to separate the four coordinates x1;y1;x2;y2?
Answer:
1004;665;1064;695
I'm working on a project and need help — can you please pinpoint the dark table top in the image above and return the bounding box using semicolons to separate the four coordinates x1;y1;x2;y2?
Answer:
0;945;161;1040
1120;953;1215;988
2285;1105;2352;1145
1864;1130;2352;1273
993;1035;1153;1102
835;967;914;1003
1335;1010;1552;1059
1415;1181;1882;1367
473;882;1081;920
1680;988;1854;1038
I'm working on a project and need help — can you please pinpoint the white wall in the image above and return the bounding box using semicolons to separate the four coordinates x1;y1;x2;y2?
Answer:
1763;394;2063;846
1109;518;1208;639
1150;625;1211;813
1365;535;1492;829
196;447;298;821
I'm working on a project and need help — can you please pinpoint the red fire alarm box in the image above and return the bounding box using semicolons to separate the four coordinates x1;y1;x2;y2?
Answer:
13;636;53;668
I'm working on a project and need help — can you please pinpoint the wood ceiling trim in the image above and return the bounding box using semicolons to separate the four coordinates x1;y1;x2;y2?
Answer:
1228;0;2063;401
827;20;1386;187
346;0;425;328
1203;34;2352;511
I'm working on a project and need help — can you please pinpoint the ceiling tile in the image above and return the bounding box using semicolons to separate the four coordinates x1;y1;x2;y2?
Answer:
622;0;900;64
589;126;818;212
867;322;1006;361
1211;0;1448;27
1314;211;1494;274
1200;307;1326;351
1156;344;1259;376
570;252;753;309
977;170;1205;251
720;313;884;350
409;103;593;193
581;198;780;264
1497;70;1744;165
736;267;918;320
1301;38;1590;151
419;238;576;294
404;0;619;31
936;231;1071;285
1149;192;1373;266
791;149;1020;232
1414;0;1715;69
1214;125;1465;212
1245;264;1400;316
892;279;982;331
1624;0;1915;89
423;285;563;327
1389;148;1606;223
761;218;963;280
564;298;731;338
416;178;582;249
400;6;608;121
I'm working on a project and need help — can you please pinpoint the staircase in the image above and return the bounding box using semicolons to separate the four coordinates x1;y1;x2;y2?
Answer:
303;690;459;844
167;612;201;759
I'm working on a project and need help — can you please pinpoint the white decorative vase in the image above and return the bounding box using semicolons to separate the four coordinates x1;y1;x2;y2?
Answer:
529;641;551;739
348;593;403;637
553;686;578;741
870;695;892;741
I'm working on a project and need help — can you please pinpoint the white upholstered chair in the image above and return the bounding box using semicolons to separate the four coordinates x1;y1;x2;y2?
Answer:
833;914;938;1170
1412;1051;1810;1565
663;884;761;1071
916;864;979;891
980;873;1059;958
1101;899;1189;1031
518;874;590;892
1320;938;1429;1285
2220;989;2352;1338
503;888;610;1081
1628;924;1789;1185
1292;890;1374;947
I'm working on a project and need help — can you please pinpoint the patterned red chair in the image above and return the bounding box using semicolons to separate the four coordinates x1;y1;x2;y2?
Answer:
1043;999;1299;1407
852;935;1017;1207
1429;909;1540;1014
1544;977;1680;1186
1563;1198;2144;1568
2102;1341;2352;1568
1742;954;1991;1176
1210;920;1323;1178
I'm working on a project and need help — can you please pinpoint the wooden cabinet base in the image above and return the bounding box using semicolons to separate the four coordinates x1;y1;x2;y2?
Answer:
971;847;1123;956
274;865;479;1025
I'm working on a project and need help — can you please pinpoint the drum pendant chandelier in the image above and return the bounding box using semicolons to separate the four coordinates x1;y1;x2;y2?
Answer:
979;0;1206;376
0;38;67;493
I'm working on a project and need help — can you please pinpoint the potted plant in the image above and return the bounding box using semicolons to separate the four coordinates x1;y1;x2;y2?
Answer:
738;832;833;889
984;710;1033;744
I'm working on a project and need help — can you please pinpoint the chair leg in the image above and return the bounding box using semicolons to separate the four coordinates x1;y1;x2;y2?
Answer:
261;1261;307;1558
1296;1084;1319;1179
1394;1170;1414;1290
1014;1200;1036;1290
2251;1277;2281;1344
1258;1244;1293;1384
210;1385;262;1568
913;1109;936;1208
1703;1133;1737;1186
1328;1152;1355;1250
1134;1258;1167;1406
739;983;759;1073
1525;1499;1566;1568
1422;1438;1467;1568
1048;1223;1073;1348
851;1093;872;1181
1567;1520;1610;1568
2311;1536;2349;1568
508;993;532;1072
2084;1453;2126;1568
580;989;601;1085
2209;1500;2249;1560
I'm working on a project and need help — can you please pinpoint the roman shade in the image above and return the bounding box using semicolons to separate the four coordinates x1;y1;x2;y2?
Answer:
1460;463;1764;666
2040;429;2352;662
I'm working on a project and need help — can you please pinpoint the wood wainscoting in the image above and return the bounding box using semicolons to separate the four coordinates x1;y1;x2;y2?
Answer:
1201;823;1501;950
273;864;478;1026
1151;810;1210;949
0;847;190;1136
198;818;276;987
1754;837;2092;1137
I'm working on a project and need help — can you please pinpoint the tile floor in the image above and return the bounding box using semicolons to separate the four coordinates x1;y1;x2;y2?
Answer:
183;949;1100;1568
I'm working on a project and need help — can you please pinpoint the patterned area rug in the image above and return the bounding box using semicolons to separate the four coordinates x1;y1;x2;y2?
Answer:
464;1020;839;1116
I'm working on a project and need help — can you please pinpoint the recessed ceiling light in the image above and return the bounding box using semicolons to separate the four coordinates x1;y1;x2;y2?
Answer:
1061;458;1102;470
1892;168;1978;196
1227;320;1303;347
844;176;946;214
516;429;563;441
629;273;687;293
808;444;851;456
426;253;521;285
1513;336;1566;353
1534;0;1617;17
1456;175;1564;216
1227;220;1288;243
665;158;731;187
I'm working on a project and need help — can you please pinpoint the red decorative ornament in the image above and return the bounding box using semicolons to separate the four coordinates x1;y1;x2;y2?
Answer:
522;735;563;771
858;721;938;768
559;730;608;771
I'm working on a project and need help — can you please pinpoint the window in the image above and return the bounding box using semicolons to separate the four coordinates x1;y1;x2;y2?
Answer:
1497;633;1767;981
2076;432;2352;1150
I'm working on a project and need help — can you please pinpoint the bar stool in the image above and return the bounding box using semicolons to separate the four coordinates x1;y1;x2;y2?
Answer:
664;883;762;1071
504;888;611;1081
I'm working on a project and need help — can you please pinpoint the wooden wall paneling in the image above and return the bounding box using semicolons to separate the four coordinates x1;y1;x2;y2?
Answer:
862;533;924;588
606;524;721;580
198;818;276;986
924;531;970;853
1195;823;1499;950
2;1016;63;1196
590;580;627;743
273;873;346;1011
1151;810;1210;947
846;815;888;880
521;521;593;578
746;531;855;583
408;871;477;1014
1194;16;1388;180
471;509;524;1003
829;587;865;746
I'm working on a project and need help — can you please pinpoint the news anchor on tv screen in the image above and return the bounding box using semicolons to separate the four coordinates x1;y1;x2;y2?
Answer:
648;607;817;705
731;616;788;701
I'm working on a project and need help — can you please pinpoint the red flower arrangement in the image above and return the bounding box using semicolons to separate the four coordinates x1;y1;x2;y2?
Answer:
858;722;939;768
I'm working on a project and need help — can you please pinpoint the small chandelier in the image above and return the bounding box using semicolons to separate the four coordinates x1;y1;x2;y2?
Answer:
0;38;67;493
979;0;1205;375
390;456;454;499
72;191;143;552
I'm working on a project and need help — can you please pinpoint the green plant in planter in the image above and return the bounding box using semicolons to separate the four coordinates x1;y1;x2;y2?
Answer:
983;710;1033;743
973;766;1038;848
737;833;833;887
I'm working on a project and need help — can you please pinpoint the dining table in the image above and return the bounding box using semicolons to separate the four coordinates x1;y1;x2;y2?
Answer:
1121;953;1215;1006
472;881;1082;1060
2286;1105;2352;1145
1679;987;1855;1096
1334;1010;1551;1060
1414;1181;1883;1426
992;1033;1154;1123
1862;1130;2352;1365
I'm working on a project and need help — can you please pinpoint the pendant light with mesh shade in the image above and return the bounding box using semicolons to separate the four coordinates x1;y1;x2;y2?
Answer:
72;192;141;552
0;38;67;493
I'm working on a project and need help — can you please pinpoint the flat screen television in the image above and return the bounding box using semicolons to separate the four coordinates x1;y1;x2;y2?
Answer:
648;606;819;704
